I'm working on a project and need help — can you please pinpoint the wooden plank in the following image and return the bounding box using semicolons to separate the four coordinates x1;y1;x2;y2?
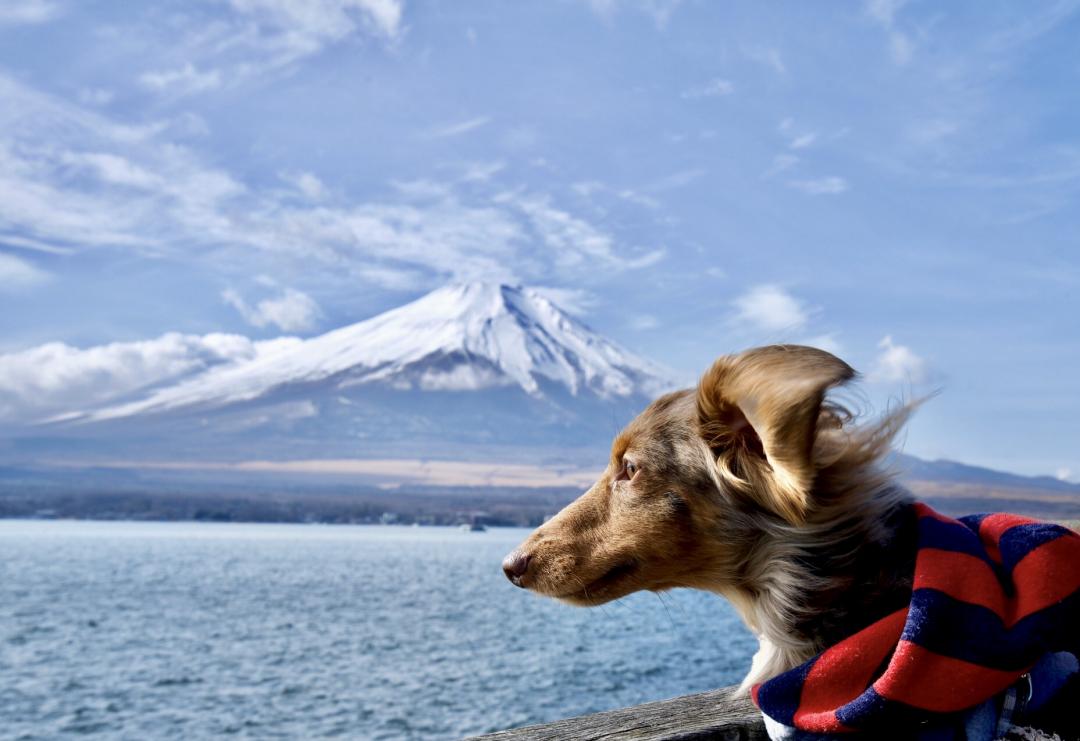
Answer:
468;686;767;741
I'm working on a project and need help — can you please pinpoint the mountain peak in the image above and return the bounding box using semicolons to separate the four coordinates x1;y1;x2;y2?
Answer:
78;282;676;422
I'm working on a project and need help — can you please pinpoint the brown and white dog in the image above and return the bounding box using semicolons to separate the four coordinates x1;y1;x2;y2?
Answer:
501;345;918;691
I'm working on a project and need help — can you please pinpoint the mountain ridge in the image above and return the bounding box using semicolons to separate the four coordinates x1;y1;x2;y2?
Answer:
64;282;675;424
5;282;1077;500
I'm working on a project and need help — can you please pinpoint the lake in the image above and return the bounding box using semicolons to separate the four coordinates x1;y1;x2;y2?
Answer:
0;520;756;739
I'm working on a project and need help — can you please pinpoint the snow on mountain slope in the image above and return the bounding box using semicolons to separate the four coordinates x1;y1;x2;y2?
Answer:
77;283;676;422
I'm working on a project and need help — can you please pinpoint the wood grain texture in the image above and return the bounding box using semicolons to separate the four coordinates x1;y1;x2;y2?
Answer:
468;686;767;741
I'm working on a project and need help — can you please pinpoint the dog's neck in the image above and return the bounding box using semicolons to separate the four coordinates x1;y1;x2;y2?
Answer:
728;484;917;689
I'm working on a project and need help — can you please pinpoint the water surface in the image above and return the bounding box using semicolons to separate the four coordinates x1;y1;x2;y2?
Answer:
0;520;755;739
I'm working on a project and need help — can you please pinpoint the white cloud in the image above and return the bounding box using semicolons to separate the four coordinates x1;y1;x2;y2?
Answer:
865;0;908;26
743;46;786;75
0;252;49;289
890;31;914;65
501;124;539;151
629;314;659;331
78;88;114;106
617;189;660;209
763;153;799;178
1056;467;1073;482
426;116;491;139
230;0;405;45
139;63;223;94
0;73;655;292
459;160;505;183
681;78;734;99
788;176;849;195
0;333;300;423
133;0;405;98
60;151;163;189
908;119;960;145
531;286;598;316
584;0;684;29
570;180;659;209
865;0;915;65
512;194;665;271
282;171;327;200
801;333;843;356
868;335;927;384
647;168;705;192
513;195;618;268
0;0;60;24
223;286;323;332
732;285;809;332
778;118;818;150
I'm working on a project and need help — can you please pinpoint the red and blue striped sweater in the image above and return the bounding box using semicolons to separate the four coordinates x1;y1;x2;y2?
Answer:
752;503;1080;737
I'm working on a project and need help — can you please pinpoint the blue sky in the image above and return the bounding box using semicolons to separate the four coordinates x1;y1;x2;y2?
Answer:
1;0;1078;478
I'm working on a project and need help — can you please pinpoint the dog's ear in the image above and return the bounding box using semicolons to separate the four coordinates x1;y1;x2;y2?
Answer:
696;345;855;525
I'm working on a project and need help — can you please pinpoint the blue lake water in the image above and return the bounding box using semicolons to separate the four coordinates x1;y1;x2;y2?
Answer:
0;520;756;739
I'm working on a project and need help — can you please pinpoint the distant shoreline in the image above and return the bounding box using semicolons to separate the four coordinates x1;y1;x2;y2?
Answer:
2;481;1079;528
0;483;576;528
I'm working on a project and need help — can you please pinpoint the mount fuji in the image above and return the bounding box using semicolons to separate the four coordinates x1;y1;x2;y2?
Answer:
22;283;678;464
6;284;1080;519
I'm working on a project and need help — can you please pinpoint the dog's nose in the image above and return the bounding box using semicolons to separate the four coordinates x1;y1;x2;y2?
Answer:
502;550;531;587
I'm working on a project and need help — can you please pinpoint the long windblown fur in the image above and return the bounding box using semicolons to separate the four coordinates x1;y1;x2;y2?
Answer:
502;345;923;690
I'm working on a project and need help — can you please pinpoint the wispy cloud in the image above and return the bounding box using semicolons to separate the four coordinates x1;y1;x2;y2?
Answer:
426;116;491;139
571;180;660;209
864;0;907;26
512;194;665;270
459;160;505;182
907;119;961;146
763;153;799;178
984;1;1080;51
531;286;598;316
681;78;734;99
281;171;328;200
0;332;301;422
223;285;323;332
801;333;843;356
732;284;809;333
788;176;848;195
647;168;705;192
864;0;915;65
77;87;115;107
0;0;61;25
778;118;818;150
628;314;659;331
584;0;684;29
743;46;786;75
0;73;658;291
0;252;49;290
139;63;223;95
868;335;928;384
133;0;406;97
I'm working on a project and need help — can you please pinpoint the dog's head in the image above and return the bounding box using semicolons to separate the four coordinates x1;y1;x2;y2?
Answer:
502;345;857;605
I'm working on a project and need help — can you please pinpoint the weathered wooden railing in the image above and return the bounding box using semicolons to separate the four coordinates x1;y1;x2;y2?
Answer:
469;686;766;740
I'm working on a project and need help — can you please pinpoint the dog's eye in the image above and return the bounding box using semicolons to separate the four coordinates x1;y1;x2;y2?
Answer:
614;458;639;483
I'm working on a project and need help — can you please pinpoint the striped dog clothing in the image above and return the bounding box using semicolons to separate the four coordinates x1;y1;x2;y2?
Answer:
753;503;1080;738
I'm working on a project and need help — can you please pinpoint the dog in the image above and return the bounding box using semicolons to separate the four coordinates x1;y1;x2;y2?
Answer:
502;345;1080;738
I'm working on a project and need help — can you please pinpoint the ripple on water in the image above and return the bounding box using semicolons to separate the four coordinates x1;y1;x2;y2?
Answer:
0;520;755;739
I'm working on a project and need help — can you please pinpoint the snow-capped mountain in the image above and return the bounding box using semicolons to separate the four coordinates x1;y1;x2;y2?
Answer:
76;282;674;421
34;283;678;462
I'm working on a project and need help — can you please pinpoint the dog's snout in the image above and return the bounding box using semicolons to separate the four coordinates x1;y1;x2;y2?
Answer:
502;550;531;587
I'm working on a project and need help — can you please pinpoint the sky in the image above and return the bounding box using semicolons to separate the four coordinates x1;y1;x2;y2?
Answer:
0;0;1079;479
